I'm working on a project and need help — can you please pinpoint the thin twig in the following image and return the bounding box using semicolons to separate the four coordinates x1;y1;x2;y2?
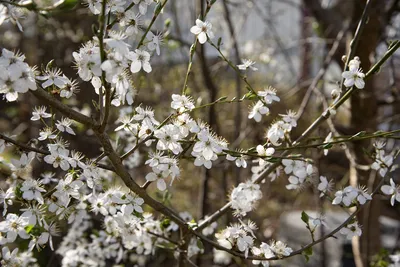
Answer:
0;133;114;171
295;20;350;120
136;0;169;49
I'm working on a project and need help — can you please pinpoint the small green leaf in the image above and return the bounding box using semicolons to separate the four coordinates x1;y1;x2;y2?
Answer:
243;91;257;100
196;239;204;250
302;246;313;262
154;2;162;14
187;220;197;229
27;225;41;236
15;184;23;198
350;131;366;139
217;37;222;48
164;18;171;28
160;218;171;230
25;225;34;234
267;157;280;163
216;96;227;102
301;211;309;224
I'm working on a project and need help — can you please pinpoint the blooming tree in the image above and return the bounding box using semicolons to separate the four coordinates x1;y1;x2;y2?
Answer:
0;0;399;266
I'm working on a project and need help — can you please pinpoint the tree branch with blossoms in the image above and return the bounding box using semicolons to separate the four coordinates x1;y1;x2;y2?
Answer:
0;0;400;267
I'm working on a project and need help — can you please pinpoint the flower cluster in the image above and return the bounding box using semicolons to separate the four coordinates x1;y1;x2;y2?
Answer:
0;4;25;31
171;94;195;112
216;220;293;262
89;188;144;216
248;87;281;122
115;106;160;145
73;28;159;106
282;159;313;190
192;127;228;169
103;212;160;255
252;240;293;266
56;216;124;266
36;68;78;99
0;246;37;267
145;152;180;191
265;111;297;146
230;181;262;216
371;141;394;177
332;186;371;206
0;49;36;101
216;221;256;258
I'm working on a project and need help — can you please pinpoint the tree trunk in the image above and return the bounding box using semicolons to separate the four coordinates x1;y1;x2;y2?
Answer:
349;1;385;265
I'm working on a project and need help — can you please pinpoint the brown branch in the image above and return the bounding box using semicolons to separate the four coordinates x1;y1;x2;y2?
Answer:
0;133;48;155
295;20;350;120
94;130;186;226
30;89;98;128
0;133;114;172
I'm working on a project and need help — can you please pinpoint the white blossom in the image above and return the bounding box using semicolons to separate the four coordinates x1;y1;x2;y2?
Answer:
0;213;29;243
154;124;183;155
128;49;152;73
56;117;76;135
258;87;280;104
31;106;52;121
332;186;358;206
256;145;275;166
371;146;394;177
266;120;288;146
248;101;269;122
381;178;400;206
237;59;258;71
0;49;36;102
44;147;70;171
20;179;46;204
342;57;365;89
190;19;214;44
226;153;248;168
37;68;69;89
317;176;333;197
72;41;102;81
270;240;293;258
171;94;195;112
340;222;362;239
230;181;262;216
